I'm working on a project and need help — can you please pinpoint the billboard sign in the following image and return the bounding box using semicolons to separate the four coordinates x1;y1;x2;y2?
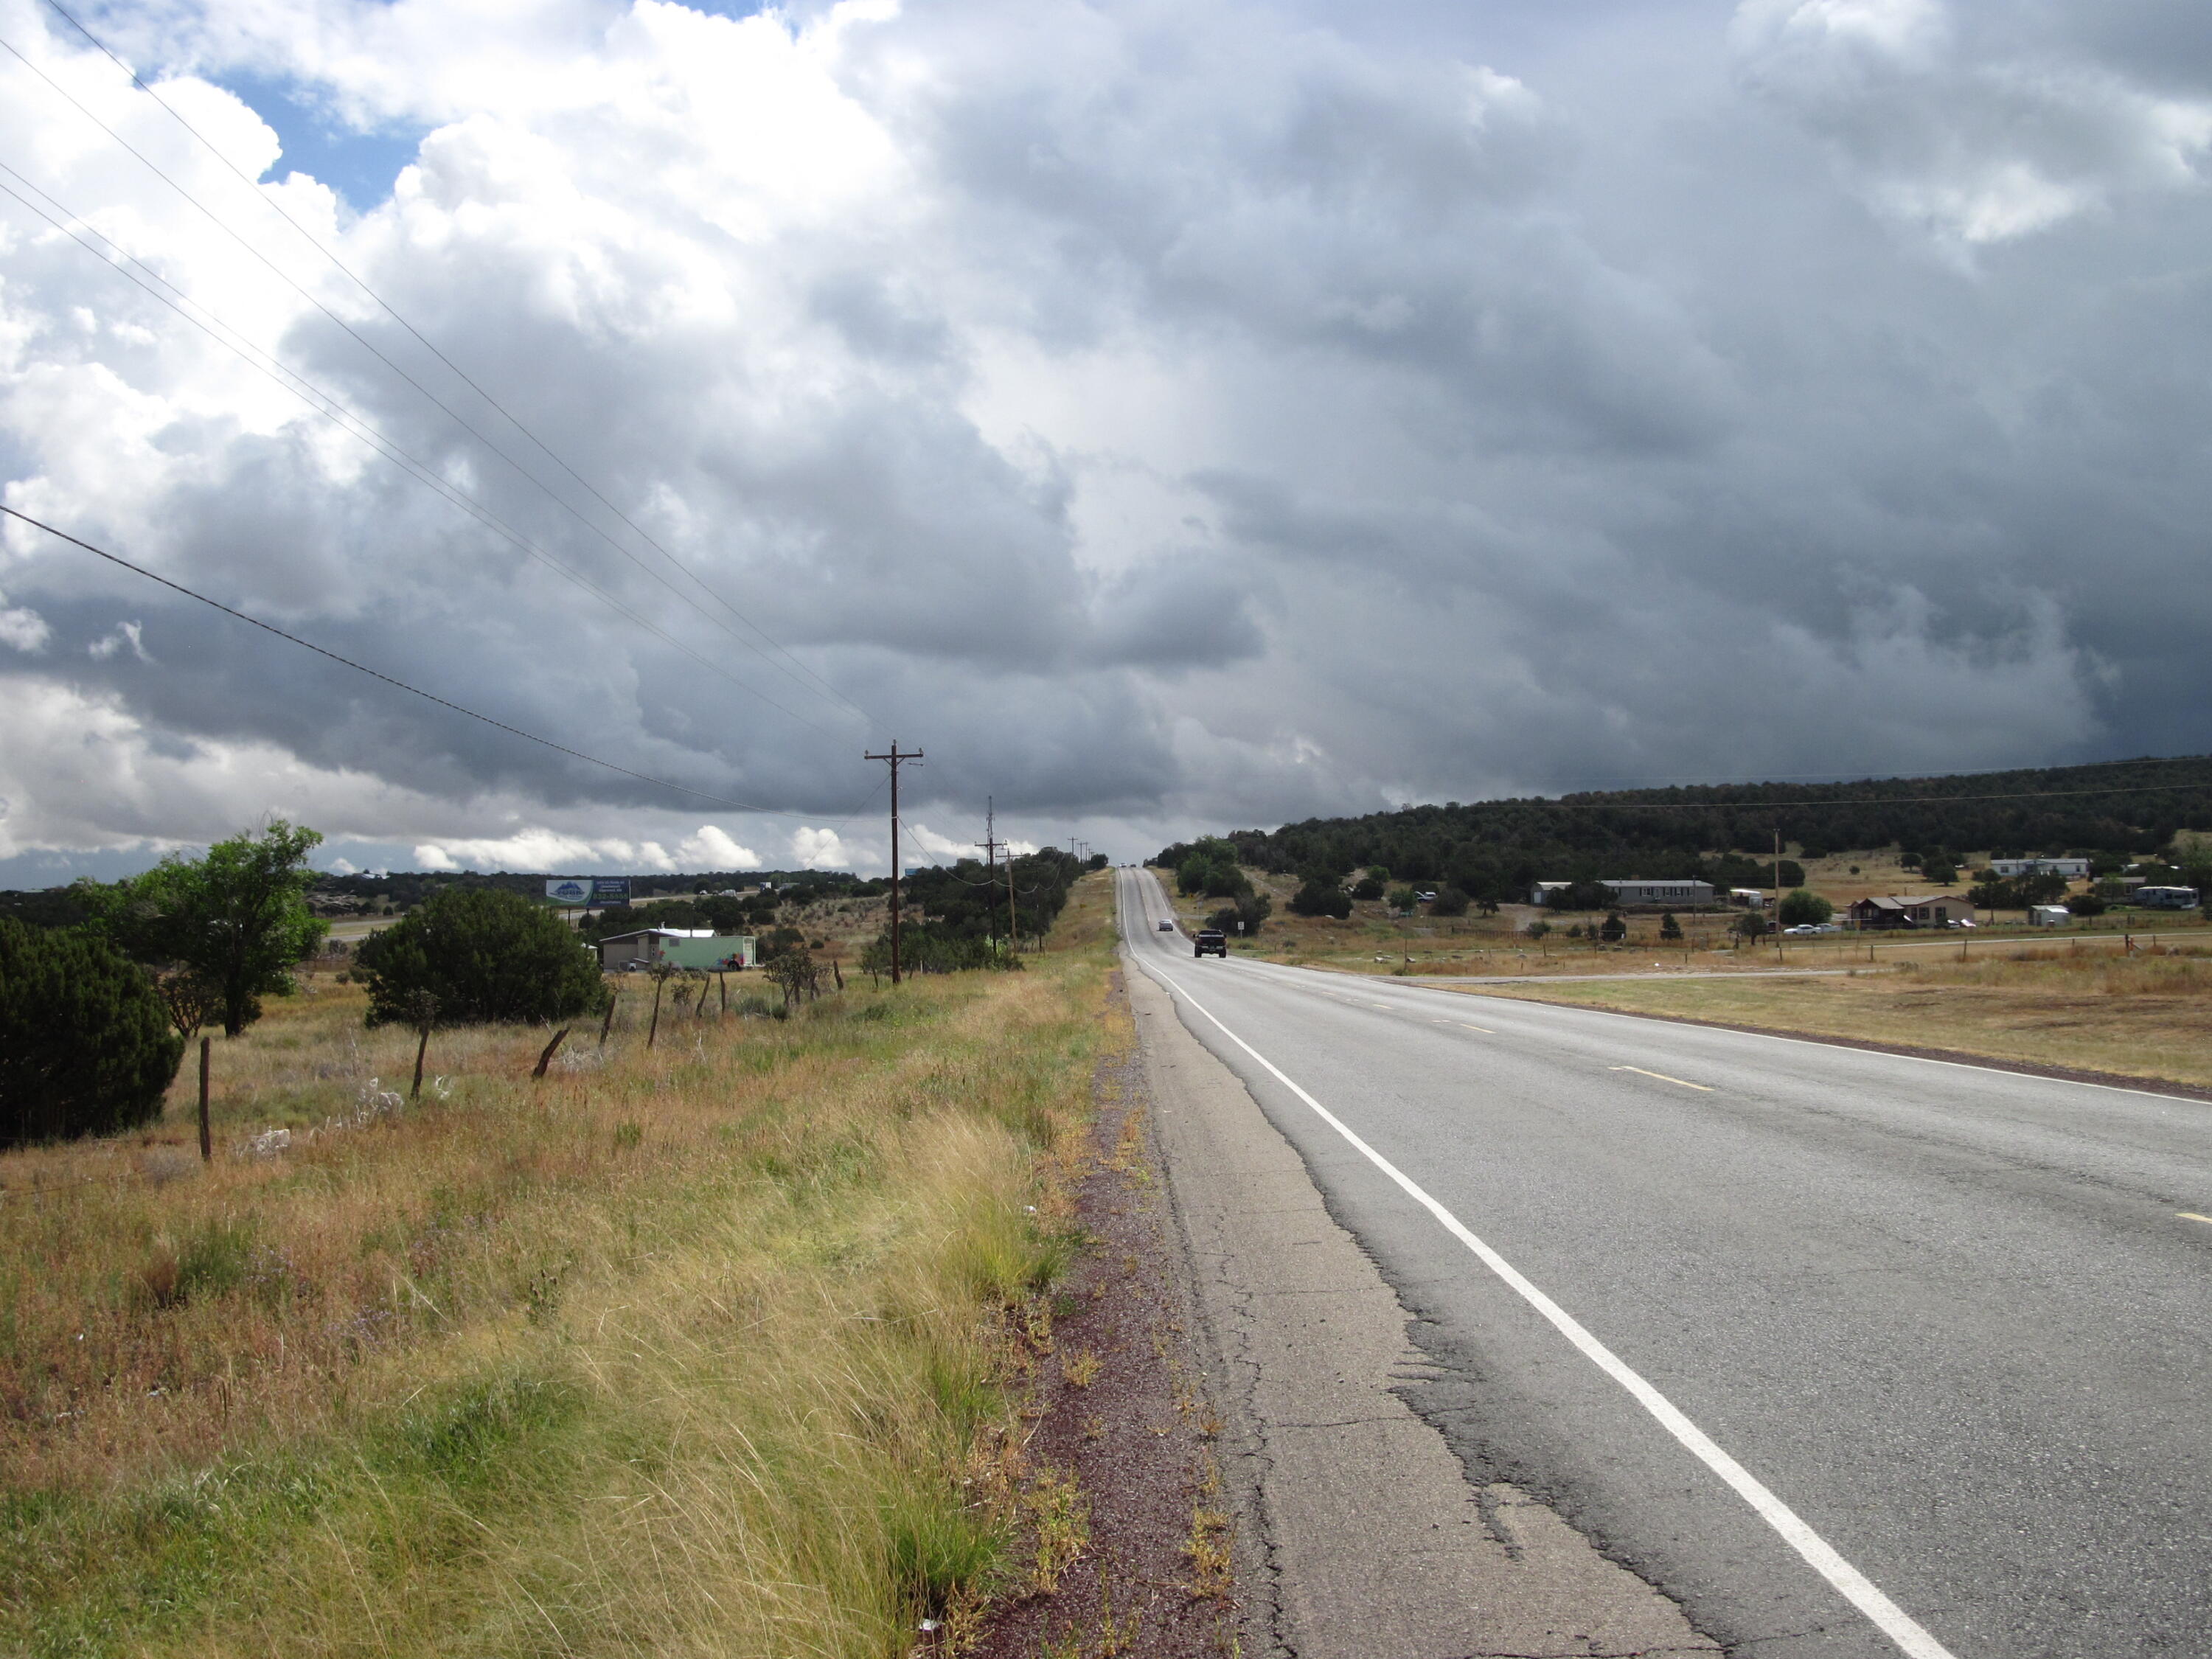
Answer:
593;877;630;902
546;878;592;905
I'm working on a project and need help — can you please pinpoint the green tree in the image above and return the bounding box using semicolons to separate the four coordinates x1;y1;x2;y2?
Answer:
1208;891;1273;937
1599;911;1627;942
1659;911;1683;941
1777;889;1833;927
354;888;607;1027
1288;876;1352;919
1349;876;1385;901
83;821;328;1037
1428;888;1470;917
1;919;184;1147
1385;884;1419;914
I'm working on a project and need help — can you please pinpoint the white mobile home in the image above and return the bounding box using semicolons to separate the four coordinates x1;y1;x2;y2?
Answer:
1601;879;1716;908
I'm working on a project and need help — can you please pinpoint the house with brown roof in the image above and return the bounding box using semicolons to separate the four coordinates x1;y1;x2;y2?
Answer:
1846;894;1972;930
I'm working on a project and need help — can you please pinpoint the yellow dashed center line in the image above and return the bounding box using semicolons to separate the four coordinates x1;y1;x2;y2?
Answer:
1610;1065;1713;1092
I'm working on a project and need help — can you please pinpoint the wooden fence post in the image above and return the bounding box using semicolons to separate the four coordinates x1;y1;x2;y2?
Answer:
198;1036;212;1163
533;1026;571;1079
599;990;619;1046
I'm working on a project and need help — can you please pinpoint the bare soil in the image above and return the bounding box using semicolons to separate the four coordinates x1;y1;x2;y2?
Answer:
966;970;1239;1658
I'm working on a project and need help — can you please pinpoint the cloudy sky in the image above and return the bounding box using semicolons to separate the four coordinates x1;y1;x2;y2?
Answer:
1;0;2208;883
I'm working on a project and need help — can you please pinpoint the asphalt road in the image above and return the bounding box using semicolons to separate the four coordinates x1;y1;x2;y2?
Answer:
1118;869;2212;1659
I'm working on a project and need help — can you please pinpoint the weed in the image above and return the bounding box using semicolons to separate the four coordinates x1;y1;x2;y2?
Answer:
1028;1468;1091;1594
1184;1505;1233;1597
1062;1350;1102;1389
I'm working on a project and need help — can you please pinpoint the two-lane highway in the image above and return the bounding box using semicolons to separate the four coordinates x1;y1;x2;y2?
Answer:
1117;867;2212;1658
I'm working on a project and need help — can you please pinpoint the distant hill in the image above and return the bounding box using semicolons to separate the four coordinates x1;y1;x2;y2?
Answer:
1159;754;2212;904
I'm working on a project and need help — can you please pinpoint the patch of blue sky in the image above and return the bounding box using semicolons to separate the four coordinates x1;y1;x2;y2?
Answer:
215;71;426;212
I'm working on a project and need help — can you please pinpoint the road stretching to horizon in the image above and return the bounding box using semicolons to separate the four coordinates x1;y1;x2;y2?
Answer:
1116;868;2212;1658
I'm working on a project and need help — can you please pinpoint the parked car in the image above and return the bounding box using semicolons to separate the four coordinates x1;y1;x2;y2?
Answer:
1782;924;1823;935
1194;928;1228;958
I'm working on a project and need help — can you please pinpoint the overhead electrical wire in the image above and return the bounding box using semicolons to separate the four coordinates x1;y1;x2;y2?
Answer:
0;502;822;817
0;164;859;740
36;0;877;731
1;21;875;734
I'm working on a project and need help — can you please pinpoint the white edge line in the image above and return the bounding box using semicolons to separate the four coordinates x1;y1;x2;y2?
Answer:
1119;933;1957;1659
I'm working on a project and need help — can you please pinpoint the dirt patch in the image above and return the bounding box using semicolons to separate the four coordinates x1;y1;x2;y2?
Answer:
964;970;1240;1659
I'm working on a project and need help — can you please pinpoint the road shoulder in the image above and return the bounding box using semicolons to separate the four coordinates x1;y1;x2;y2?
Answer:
1127;950;1719;1659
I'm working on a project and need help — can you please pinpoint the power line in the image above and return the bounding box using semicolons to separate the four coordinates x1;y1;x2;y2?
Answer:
0;503;807;816
0;163;849;738
27;1;880;734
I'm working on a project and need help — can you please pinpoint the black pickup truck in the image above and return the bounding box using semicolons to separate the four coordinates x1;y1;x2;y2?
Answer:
1193;928;1228;958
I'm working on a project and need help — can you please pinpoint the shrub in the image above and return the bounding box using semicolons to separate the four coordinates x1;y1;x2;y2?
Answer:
1525;920;1550;939
1207;892;1272;937
1599;911;1627;942
1778;888;1833;927
354;889;608;1027
2067;893;2107;917
1546;879;1613;912
1659;911;1683;941
1429;888;1470;917
1288;878;1352;919
1350;877;1385;902
1385;885;1419;914
0;919;184;1147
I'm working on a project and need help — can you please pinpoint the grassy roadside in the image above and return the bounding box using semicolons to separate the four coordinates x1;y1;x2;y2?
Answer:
2;876;1121;1656
1452;945;2212;1090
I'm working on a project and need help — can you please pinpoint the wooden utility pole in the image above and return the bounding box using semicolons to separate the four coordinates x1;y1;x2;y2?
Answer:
865;741;924;982
977;799;1007;953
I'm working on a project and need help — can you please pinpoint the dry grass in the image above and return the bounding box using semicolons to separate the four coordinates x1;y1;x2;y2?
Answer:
1146;862;2208;983
1;874;1121;1657
1458;942;2212;1088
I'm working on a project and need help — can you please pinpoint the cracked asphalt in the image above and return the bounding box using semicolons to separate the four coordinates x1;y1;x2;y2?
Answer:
1117;867;2212;1658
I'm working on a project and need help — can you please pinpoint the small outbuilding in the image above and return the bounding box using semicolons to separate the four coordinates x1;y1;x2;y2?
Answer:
594;928;718;969
2028;905;2070;928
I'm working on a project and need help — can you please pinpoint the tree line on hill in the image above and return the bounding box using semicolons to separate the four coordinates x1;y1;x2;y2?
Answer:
1158;755;2212;910
874;849;1103;972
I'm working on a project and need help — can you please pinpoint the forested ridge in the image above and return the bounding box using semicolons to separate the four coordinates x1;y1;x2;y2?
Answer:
1158;754;2212;906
